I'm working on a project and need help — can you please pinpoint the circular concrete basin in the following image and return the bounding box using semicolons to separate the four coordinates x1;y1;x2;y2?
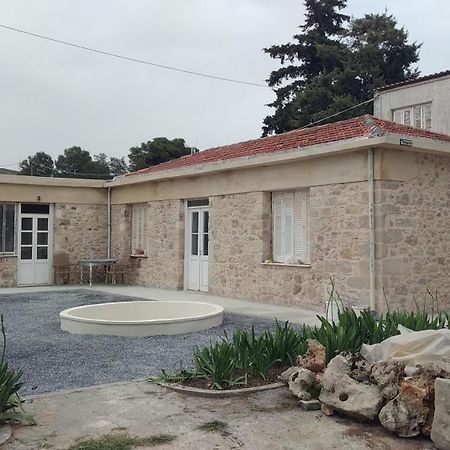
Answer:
60;301;224;336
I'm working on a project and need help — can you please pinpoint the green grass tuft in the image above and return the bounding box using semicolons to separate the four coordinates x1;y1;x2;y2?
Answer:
197;420;228;434
68;432;176;450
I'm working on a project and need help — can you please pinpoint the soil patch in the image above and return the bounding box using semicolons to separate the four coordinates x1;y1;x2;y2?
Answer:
179;365;287;390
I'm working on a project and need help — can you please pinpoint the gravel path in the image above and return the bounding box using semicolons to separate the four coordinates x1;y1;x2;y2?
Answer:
0;289;279;395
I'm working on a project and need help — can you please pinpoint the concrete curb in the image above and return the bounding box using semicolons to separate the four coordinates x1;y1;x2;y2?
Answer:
0;423;12;446
158;381;285;398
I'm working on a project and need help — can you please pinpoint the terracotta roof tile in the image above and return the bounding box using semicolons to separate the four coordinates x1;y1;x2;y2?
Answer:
127;115;450;177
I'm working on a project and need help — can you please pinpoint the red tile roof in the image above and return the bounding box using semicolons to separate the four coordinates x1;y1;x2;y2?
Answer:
127;115;450;177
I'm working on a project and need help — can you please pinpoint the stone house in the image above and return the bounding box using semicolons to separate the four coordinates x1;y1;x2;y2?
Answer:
1;114;450;312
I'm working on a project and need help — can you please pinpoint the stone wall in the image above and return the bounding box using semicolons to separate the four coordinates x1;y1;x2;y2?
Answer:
0;256;17;288
53;203;108;282
0;203;108;287
375;153;450;310
111;204;132;262
126;199;185;290
209;183;370;310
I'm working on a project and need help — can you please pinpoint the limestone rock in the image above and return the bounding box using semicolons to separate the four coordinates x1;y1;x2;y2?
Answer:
279;366;299;384
431;378;450;450
371;361;404;400
288;368;320;401
321;403;334;416
319;354;383;421
298;399;321;411
296;339;326;373
379;375;431;437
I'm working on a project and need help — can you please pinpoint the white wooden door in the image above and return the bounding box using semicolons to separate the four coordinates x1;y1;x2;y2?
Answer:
17;213;52;285
187;207;209;292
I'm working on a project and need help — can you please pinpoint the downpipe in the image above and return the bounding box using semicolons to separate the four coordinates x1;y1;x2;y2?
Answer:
368;148;376;311
107;187;112;259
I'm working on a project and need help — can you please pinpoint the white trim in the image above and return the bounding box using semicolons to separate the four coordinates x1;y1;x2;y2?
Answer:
260;262;311;268
183;200;189;291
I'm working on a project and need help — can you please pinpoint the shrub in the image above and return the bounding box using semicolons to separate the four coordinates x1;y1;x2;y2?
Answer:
153;283;449;389
0;315;34;425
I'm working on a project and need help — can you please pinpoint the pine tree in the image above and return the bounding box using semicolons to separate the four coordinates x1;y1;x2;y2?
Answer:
263;0;349;135
263;3;420;135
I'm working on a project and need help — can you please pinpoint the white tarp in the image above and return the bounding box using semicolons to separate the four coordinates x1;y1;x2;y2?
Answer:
361;327;450;365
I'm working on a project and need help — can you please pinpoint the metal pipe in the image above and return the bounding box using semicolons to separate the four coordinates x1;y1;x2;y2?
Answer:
368;148;376;311
107;187;112;258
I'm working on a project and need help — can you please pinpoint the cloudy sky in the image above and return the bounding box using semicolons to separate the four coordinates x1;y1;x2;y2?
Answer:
0;0;448;169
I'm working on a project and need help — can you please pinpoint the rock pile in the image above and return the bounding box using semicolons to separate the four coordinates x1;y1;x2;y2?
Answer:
281;339;450;449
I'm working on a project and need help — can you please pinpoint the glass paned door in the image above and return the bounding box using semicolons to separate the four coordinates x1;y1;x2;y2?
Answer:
187;207;209;292
17;210;52;285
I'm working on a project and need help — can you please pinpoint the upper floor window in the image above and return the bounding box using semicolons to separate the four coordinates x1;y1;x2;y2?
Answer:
272;190;310;265
131;203;147;255
0;204;15;254
392;103;432;130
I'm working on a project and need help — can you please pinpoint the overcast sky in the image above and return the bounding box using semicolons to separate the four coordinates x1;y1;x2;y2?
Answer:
0;0;448;169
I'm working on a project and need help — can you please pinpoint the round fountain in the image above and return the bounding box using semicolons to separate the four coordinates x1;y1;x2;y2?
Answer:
60;301;224;337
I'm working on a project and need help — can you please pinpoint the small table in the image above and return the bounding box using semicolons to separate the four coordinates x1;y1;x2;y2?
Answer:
80;258;118;287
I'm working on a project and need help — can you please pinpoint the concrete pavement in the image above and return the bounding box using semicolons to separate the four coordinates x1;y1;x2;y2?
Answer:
4;380;433;450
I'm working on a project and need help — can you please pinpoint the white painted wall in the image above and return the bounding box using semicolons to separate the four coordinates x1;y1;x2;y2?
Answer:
374;75;450;135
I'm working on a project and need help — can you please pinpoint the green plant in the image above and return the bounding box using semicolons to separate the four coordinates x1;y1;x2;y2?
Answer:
68;433;176;450
147;368;198;384
193;340;244;389
197;420;228;433
0;314;34;425
272;320;306;366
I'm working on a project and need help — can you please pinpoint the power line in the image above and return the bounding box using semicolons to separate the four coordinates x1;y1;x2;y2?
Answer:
0;23;268;88
28;160;115;178
298;98;375;130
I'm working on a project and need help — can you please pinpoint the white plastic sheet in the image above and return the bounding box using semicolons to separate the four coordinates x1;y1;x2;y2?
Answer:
361;328;450;365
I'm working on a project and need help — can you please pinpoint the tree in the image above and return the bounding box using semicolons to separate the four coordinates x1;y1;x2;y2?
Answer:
128;137;194;172
263;2;420;135
263;0;349;135
345;13;420;103
55;146;93;177
108;157;128;177
19;152;54;177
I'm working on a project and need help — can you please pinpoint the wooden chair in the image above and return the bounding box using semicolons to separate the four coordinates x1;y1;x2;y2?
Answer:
53;253;79;285
105;257;129;285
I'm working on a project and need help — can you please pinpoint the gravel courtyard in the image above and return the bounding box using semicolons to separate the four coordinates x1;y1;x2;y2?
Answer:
0;289;278;395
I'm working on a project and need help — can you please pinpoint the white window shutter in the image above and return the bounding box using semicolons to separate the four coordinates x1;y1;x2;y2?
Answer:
393;110;403;124
304;192;310;264
414;105;422;128
293;191;308;264
131;205;138;253
283;192;294;263
132;204;147;254
272;193;283;263
403;109;411;126
424;103;432;130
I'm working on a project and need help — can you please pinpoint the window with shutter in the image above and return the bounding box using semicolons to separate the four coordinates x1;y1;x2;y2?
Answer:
392;103;432;130
0;204;16;254
131;203;147;254
272;190;310;264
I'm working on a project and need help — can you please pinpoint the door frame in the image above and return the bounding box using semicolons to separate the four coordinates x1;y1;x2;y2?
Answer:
183;201;209;292
17;204;54;286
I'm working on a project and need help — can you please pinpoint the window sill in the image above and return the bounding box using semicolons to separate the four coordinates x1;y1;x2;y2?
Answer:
0;254;17;259
130;254;148;259
260;262;311;268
